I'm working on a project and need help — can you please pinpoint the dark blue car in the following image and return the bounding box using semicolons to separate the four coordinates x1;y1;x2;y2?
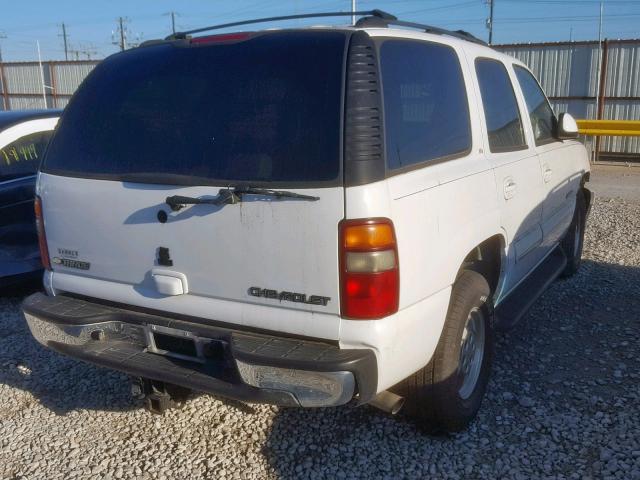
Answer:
0;109;61;288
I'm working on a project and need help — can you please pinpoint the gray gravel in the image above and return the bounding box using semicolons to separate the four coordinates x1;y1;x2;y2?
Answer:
1;194;639;480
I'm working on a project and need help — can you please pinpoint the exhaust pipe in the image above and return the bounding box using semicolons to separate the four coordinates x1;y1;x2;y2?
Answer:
368;390;405;415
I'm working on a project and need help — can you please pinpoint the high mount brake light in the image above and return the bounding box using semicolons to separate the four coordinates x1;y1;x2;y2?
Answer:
34;196;51;271
191;32;252;44
339;218;399;320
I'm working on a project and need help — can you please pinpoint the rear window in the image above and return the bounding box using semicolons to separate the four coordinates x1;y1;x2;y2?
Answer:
43;32;346;187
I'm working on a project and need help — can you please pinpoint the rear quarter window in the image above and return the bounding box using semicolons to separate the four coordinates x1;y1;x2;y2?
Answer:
380;39;471;171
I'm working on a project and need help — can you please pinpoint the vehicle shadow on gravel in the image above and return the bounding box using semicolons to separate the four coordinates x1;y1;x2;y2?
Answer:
262;259;640;478
0;291;139;415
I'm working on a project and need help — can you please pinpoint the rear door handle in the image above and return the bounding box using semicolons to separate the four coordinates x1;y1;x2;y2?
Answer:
543;165;553;182
503;178;517;199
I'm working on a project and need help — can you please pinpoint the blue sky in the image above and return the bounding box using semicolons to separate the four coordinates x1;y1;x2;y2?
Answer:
2;0;640;61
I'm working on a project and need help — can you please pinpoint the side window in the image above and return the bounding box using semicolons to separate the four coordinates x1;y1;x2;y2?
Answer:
475;58;527;153
514;66;556;145
0;130;53;182
380;40;471;170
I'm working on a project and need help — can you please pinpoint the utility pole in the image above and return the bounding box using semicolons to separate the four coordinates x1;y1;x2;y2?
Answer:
119;17;126;51
487;0;495;45
0;31;6;63
60;23;69;61
112;17;141;51
164;11;178;34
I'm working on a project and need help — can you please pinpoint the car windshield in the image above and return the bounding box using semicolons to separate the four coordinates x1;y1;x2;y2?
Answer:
1;130;54;182
43;31;346;187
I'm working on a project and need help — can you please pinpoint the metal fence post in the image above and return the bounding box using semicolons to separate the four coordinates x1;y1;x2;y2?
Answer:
49;63;58;109
595;39;609;163
0;62;8;110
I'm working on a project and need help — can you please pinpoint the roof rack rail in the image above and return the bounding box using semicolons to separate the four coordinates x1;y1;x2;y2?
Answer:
165;9;396;40
354;16;487;46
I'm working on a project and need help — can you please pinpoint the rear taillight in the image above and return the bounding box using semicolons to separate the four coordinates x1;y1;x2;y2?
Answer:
34;196;51;270
339;218;399;319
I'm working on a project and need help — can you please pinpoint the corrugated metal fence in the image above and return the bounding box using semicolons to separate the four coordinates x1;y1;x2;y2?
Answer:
495;39;640;160
1;39;639;159
0;60;98;110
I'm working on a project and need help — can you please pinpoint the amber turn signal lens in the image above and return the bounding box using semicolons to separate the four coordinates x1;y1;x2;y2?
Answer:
343;223;395;250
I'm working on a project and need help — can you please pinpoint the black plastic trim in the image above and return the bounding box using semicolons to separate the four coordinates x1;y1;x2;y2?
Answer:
167;10;396;40
488;144;530;154
343;31;386;187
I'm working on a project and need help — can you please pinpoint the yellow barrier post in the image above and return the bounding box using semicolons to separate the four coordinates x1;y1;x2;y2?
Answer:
577;119;640;137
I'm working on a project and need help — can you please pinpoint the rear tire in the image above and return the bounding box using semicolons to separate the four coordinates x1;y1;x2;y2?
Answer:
560;190;586;278
393;270;493;433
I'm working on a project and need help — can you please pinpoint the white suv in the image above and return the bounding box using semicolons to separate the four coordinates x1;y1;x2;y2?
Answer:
23;10;591;432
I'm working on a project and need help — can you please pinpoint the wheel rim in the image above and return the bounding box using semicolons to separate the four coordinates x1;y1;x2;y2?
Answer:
458;307;486;400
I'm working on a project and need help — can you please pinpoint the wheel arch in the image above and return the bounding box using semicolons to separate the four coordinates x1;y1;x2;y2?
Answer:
457;233;506;301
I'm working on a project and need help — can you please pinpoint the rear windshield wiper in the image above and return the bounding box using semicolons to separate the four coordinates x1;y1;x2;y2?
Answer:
233;186;319;202
166;187;319;211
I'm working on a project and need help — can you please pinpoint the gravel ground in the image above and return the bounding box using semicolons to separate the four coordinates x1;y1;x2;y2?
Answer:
1;194;639;480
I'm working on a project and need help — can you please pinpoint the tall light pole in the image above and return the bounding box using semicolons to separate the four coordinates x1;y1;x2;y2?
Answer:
37;41;47;107
351;0;356;25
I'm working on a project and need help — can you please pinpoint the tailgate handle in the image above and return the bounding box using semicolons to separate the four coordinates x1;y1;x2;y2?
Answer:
151;269;188;296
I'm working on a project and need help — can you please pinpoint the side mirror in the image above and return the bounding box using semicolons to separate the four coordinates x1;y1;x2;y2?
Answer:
555;112;579;139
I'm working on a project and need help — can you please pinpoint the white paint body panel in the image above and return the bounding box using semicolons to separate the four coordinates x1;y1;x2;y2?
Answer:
40;174;344;339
